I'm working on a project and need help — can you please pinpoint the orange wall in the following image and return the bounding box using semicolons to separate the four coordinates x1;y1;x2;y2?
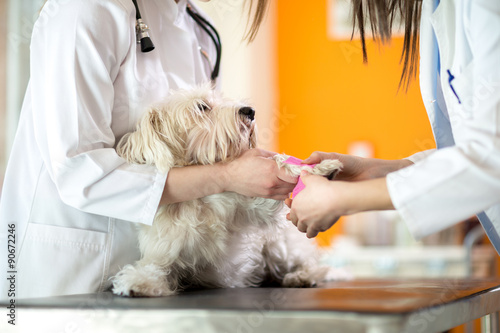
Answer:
276;1;435;245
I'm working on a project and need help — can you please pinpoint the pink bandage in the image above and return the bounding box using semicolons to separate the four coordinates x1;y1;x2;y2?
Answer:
283;156;316;198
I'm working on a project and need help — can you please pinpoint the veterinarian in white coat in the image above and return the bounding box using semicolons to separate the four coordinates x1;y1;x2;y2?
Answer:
287;0;500;256
0;0;293;299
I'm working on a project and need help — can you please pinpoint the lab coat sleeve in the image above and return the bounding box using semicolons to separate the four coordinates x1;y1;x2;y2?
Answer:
404;149;436;164
386;0;500;239
30;0;166;225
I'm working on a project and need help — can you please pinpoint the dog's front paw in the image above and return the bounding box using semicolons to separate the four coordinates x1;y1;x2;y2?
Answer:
112;263;175;297
313;159;343;179
273;154;342;179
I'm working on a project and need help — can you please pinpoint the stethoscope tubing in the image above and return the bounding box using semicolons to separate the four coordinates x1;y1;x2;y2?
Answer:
132;0;221;81
131;0;142;20
132;0;156;52
186;4;221;81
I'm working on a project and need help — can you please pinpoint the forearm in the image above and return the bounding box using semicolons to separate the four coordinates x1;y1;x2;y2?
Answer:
324;152;414;182
342;177;395;215
160;164;227;205
159;149;297;206
286;173;395;238
363;158;413;179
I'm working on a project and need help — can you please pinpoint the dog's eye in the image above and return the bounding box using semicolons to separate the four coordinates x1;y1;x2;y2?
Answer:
198;103;211;112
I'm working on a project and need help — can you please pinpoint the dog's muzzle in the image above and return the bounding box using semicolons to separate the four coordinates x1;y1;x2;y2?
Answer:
239;107;255;121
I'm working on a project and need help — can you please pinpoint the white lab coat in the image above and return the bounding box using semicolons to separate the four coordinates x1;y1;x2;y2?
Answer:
0;0;217;299
387;0;500;254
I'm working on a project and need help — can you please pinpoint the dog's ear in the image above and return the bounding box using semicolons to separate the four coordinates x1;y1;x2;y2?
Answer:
117;109;176;173
249;125;258;149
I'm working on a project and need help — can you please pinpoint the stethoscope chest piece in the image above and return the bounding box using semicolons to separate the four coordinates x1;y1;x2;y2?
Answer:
136;18;155;53
132;0;155;53
132;0;221;81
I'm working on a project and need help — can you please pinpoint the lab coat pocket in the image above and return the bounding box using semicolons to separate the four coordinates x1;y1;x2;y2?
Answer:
448;61;475;120
17;223;108;299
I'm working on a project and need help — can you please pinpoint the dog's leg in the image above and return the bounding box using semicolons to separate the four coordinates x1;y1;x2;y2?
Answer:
262;211;350;288
273;154;343;179
262;226;329;287
281;264;331;288
112;260;178;297
280;254;351;287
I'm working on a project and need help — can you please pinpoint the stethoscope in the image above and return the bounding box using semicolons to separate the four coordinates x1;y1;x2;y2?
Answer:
132;0;221;82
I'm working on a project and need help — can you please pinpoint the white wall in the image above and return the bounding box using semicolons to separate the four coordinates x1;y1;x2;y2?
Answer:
0;0;45;188
4;0;44;159
0;0;7;186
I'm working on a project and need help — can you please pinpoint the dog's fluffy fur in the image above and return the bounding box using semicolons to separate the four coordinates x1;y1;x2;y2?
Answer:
111;85;344;297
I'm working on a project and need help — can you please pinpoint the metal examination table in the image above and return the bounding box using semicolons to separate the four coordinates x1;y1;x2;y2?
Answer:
4;279;500;333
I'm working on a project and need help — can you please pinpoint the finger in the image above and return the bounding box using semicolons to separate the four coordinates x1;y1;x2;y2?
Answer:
267;186;293;200
269;194;292;201
288;211;298;226
299;171;326;187
297;221;308;233
299;170;312;184
306;228;319;238
277;169;299;184
302;152;321;164
278;170;299;183
274;179;296;192
284;198;292;208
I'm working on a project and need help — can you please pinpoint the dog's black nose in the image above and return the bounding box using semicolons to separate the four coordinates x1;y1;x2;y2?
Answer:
239;107;255;121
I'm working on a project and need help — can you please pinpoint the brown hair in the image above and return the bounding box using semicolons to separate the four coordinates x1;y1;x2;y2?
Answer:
244;0;270;42
351;0;422;90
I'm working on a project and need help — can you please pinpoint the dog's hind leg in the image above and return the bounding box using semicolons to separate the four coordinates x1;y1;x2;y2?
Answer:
262;223;340;288
112;260;177;297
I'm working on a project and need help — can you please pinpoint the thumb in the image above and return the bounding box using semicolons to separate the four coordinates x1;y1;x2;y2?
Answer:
278;168;299;183
301;157;315;164
300;170;311;183
302;153;320;164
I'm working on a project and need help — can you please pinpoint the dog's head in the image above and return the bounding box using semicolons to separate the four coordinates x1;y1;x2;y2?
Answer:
117;85;257;172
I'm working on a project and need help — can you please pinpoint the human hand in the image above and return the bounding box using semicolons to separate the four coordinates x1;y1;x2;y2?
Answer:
303;151;412;181
286;171;394;238
223;149;297;200
302;151;369;181
285;170;346;238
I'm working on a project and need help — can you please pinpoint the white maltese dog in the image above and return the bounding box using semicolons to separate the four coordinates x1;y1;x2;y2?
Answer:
112;85;344;297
